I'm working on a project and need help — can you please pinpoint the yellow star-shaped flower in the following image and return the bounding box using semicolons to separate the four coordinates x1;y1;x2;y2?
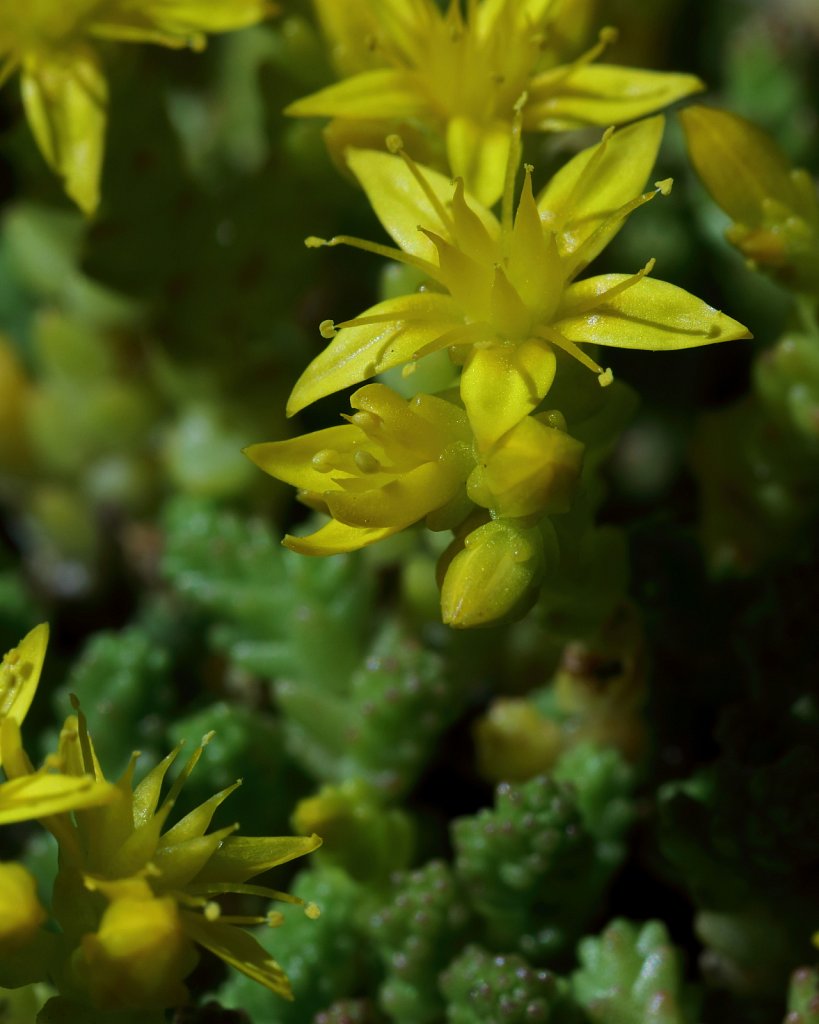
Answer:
0;0;276;213
288;0;703;204
289;116;751;450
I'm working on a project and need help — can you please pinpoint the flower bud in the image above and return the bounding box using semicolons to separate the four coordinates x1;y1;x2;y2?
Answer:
467;415;584;519
440;520;544;628
0;862;46;951
79;879;197;1010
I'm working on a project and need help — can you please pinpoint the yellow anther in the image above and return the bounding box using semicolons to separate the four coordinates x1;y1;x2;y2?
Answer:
319;320;337;339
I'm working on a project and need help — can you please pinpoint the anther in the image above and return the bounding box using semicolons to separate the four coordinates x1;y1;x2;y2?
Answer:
319;319;337;339
597;368;614;387
354;450;381;474
386;134;404;154
654;178;674;196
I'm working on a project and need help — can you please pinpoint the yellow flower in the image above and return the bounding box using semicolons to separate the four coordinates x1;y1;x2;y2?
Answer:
680;105;819;293
288;0;703;204
0;862;47;952
247;380;585;559
1;699;321;1006
246;382;476;555
0;0;276;214
1;624;116;824
289;117;751;450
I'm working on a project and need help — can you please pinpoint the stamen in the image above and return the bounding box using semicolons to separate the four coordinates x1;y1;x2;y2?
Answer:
536;325;604;375
565;187;666;278
385;135;455;234
305;902;321;920
305;235;437;277
319;320;336;339
311;450;338;474
354;450;382;474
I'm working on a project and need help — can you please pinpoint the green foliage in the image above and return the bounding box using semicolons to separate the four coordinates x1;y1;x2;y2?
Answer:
161;495;373;690
440;945;579;1024
571;919;699;1024
786;968;819;1024
368;861;473;1024
451;763;632;960
217;867;376;1024
50;623;173;776
311;999;387;1024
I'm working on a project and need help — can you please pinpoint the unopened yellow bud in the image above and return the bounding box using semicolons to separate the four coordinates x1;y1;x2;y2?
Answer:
79;882;197;1010
473;699;563;783
0;863;46;951
441;520;544;629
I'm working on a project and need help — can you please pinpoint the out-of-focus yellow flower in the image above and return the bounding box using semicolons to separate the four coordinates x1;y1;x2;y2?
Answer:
246;382;475;555
681;105;819;293
1;624;116;824
0;0;276;213
0;862;47;951
78;877;197;1010
1;697;321;1006
290;117;750;450
289;0;702;204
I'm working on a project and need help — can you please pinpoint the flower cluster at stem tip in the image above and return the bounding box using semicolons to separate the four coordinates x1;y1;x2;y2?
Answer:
0;625;321;1014
249;7;751;627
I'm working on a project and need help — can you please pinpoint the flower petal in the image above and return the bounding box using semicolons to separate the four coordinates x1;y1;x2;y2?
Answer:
90;0;275;46
21;46;108;215
0;623;48;750
194;834;322;884
287;292;463;415
0;770;117;825
526;64;703;132
537;116;664;266
286;68;428;120
181;912;292;999
244;426;357;490
556;275;752;351
284;520;399;555
461;341;557;449
346;148;499;262
326;461;460;529
446;116;512;208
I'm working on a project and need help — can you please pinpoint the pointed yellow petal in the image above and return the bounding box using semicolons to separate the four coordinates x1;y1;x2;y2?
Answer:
0;624;48;762
20;47;108;216
461;341;557;449
346;148;499;262
537;116;664;265
245;425;358;490
194;834;322;884
556;275;752;351
326;461;460;529
284;520;398;555
286;68;428;120
287;293;463;415
679;105;806;225
527;64;703;131
0;771;117;825
92;0;274;44
181;912;292;999
446;117;512;209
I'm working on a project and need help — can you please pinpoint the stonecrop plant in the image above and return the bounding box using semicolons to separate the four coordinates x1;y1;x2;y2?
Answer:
1;0;818;1021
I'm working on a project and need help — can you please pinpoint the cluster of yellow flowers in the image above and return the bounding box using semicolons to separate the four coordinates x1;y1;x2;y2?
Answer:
0;626;320;1018
246;0;751;627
